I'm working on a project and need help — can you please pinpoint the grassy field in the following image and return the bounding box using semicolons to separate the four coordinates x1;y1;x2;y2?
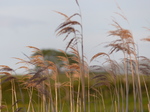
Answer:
1;74;150;112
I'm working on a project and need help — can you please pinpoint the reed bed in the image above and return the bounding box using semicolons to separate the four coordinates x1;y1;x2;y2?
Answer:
0;0;150;112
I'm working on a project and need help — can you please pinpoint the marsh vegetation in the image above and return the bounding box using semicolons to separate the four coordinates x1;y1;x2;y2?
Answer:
0;0;150;112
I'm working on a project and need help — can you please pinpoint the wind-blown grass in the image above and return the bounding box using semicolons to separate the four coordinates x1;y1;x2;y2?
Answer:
0;0;150;112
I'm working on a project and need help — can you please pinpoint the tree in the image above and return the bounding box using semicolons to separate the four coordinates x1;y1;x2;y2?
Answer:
33;49;76;73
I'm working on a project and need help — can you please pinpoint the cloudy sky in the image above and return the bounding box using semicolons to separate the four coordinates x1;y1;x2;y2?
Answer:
0;0;150;73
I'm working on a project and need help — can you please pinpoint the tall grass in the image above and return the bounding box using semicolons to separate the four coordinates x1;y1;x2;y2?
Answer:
0;0;150;112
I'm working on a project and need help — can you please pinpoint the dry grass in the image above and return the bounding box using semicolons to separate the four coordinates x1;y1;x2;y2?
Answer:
0;0;150;112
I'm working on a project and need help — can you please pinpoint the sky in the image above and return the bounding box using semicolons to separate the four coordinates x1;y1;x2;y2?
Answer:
0;0;150;73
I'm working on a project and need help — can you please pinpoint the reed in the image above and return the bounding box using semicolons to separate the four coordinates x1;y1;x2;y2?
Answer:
0;0;150;112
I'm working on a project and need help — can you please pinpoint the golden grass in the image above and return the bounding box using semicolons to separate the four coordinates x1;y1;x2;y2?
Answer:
0;0;150;112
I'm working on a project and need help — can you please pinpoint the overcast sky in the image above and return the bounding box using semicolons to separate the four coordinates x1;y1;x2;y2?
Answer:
0;0;150;73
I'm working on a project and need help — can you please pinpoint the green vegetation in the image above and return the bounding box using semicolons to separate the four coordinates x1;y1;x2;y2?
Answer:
0;74;150;112
33;49;76;73
0;0;150;112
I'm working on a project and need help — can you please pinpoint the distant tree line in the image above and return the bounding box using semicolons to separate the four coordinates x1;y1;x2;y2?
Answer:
33;49;76;73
